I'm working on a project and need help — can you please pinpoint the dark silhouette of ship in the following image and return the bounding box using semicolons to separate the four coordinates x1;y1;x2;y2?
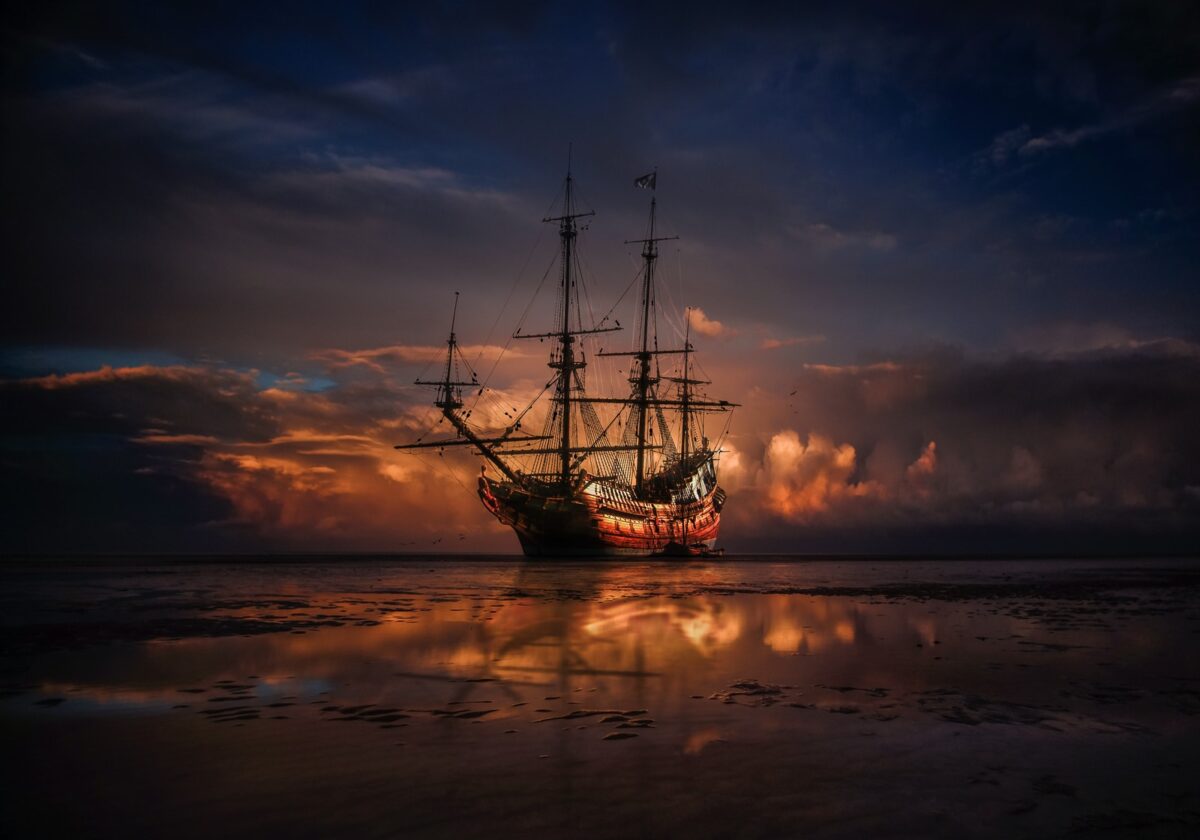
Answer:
396;165;736;556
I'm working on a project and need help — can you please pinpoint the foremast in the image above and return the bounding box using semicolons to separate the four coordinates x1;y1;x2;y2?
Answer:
393;291;536;482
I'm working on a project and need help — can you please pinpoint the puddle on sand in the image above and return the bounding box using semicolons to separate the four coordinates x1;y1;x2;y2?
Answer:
2;558;1199;838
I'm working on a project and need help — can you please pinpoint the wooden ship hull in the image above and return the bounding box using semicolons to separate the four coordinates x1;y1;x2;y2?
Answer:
478;462;727;558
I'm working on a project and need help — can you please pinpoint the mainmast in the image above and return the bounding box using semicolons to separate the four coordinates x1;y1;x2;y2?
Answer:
511;162;623;487
543;168;593;486
560;174;576;485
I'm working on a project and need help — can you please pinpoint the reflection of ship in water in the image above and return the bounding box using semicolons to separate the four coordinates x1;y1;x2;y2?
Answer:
490;589;741;682
395;166;737;557
365;567;898;696
389;565;745;708
366;568;677;725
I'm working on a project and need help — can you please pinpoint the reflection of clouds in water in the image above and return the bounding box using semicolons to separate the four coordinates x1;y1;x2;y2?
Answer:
582;598;741;659
760;595;863;654
26;587;958;710
29;683;189;713
10;561;1197;840
22;558;1154;721
757;595;957;654
684;728;724;755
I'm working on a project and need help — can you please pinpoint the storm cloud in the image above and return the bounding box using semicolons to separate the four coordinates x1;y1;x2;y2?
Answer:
722;342;1200;552
2;338;1197;553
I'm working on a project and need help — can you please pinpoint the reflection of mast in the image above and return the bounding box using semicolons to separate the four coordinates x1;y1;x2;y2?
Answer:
491;567;663;681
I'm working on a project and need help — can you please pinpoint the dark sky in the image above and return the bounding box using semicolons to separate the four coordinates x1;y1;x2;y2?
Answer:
2;1;1198;553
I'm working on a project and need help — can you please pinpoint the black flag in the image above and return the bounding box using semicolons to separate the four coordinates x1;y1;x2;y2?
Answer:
634;171;656;190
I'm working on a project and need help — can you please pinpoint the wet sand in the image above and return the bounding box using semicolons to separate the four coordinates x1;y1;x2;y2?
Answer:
2;557;1199;838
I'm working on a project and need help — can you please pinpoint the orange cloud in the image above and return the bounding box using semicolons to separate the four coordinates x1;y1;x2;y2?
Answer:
760;335;825;350
746;431;945;523
25;364;249;390
904;441;938;500
11;360;516;549
311;344;523;374
193;444;503;548
759;431;884;519
687;307;735;339
134;432;221;445
8;333;1198;554
908;441;937;474
802;361;903;376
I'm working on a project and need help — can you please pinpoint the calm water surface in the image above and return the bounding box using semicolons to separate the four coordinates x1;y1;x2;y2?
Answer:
2;557;1198;838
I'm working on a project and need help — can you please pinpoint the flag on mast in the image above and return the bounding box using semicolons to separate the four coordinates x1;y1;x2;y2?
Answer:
634;171;656;190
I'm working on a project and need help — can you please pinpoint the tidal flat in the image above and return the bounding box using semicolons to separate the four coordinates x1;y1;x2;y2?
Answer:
2;557;1198;838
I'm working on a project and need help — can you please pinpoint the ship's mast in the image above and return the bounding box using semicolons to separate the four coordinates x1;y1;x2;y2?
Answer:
437;292;462;411
397;165;742;496
396;292;538;484
558;174;575;485
540;163;598;487
625;176;677;497
505;162;632;486
681;309;692;544
634;195;656;495
681;314;692;464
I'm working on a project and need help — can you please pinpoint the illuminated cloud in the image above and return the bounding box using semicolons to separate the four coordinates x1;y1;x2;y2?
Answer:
801;362;902;376
311;343;521;374
3;336;1200;553
0;361;508;551
134;432;221;446
760;335;825;351
903;441;938;501
758;431;884;520
715;339;1200;551
24;364;230;390
750;431;941;522
687;307;735;339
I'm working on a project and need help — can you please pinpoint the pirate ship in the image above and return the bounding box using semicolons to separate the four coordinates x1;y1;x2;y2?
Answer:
395;167;736;556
